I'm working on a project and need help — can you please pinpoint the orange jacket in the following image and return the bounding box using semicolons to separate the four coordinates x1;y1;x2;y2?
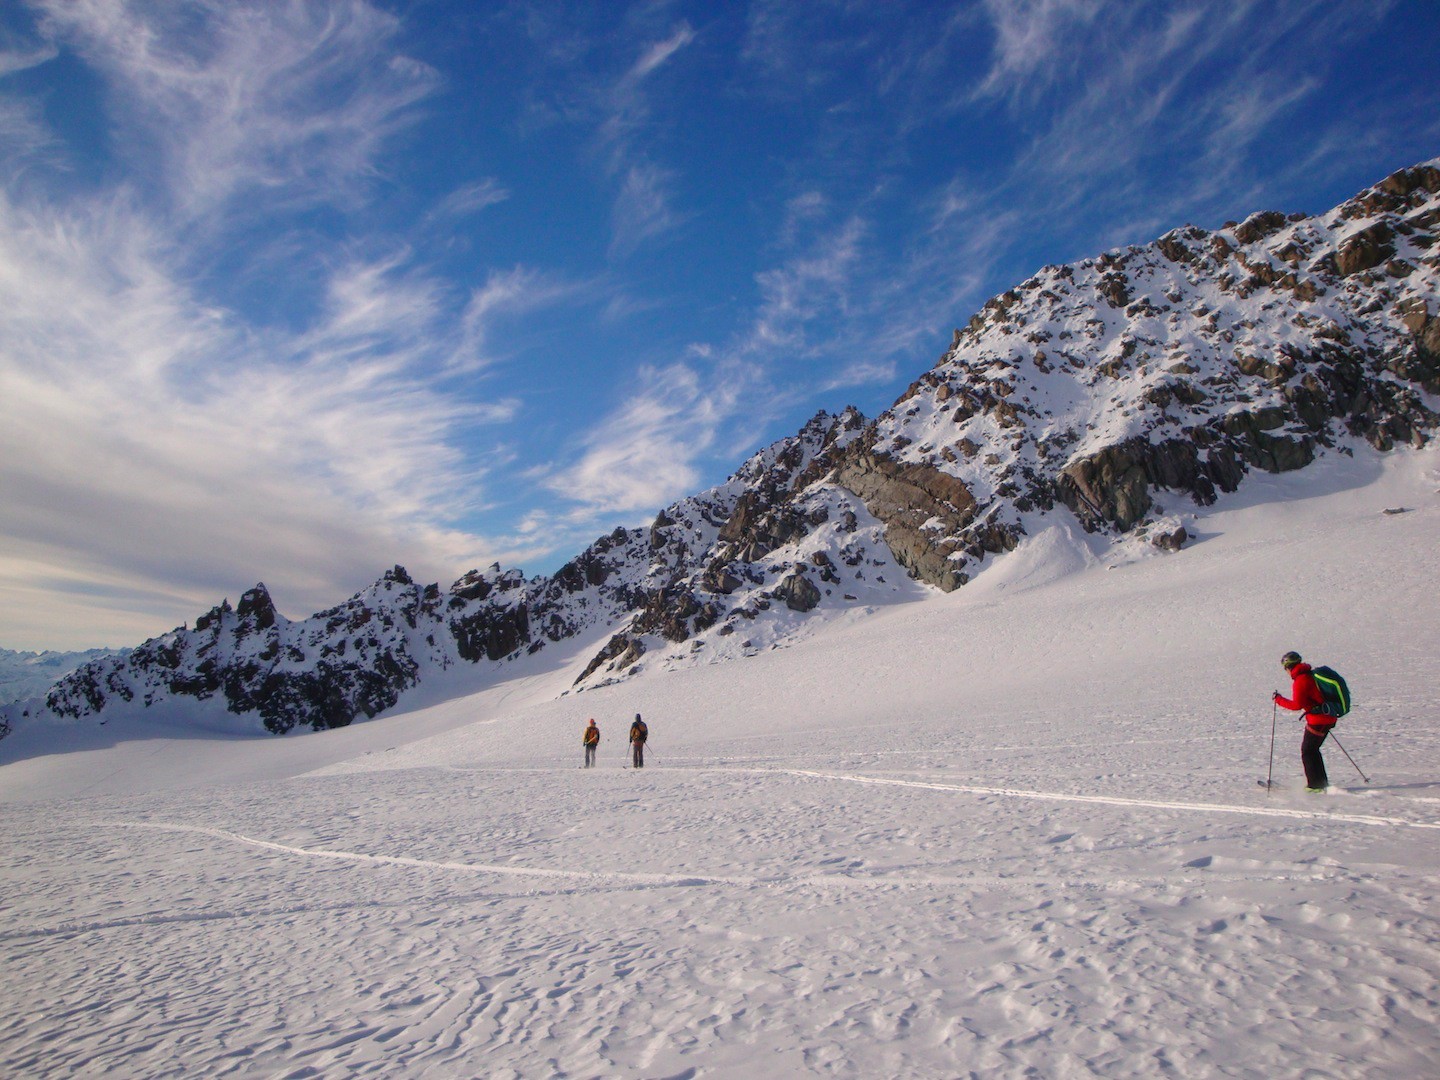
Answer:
583;723;599;746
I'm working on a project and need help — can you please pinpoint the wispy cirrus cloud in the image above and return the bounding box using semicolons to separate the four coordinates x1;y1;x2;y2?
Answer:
611;160;679;256
0;187;515;646
597;21;695;255
630;23;696;81
428;178;511;223
972;0;1399;238
448;265;582;376
972;0;1103;101
30;0;439;222
0;37;61;175
0;39;57;77
0;0;562;648
0;93;57;176
545;360;727;515
749;215;867;352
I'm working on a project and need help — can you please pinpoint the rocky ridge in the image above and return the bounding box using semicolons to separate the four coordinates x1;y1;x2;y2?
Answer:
863;160;1440;580
4;160;1437;739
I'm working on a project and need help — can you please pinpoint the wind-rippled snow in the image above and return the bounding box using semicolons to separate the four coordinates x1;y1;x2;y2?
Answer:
2;447;1438;1078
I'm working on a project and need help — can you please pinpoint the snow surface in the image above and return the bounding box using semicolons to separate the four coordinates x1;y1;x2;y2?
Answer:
3;447;1439;1078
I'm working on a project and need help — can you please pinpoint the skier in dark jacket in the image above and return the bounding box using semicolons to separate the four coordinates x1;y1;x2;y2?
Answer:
1273;651;1332;791
629;713;648;768
583;719;600;767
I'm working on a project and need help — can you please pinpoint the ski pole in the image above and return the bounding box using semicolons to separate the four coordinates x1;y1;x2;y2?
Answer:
1263;701;1277;792
1329;732;1370;784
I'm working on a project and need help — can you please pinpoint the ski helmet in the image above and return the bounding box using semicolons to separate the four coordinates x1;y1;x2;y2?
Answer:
1281;651;1302;669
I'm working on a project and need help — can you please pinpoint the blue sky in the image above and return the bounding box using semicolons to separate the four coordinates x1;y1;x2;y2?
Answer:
1;0;1437;651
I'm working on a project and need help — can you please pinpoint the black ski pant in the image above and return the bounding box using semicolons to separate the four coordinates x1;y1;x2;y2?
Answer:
1301;725;1330;789
632;742;644;768
584;744;597;767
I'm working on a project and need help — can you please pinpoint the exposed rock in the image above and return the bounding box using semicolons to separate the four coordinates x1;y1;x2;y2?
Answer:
1233;210;1288;245
1336;222;1396;277
1151;526;1188;552
575;633;646;684
831;447;980;590
235;584;278;632
774;571;822;612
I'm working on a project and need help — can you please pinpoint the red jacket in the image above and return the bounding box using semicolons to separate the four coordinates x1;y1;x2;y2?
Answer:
1275;663;1334;730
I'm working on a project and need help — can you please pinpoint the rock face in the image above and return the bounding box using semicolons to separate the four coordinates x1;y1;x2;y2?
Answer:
5;159;1439;738
862;160;1440;570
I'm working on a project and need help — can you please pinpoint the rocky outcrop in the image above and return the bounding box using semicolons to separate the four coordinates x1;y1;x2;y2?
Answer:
864;158;1440;548
773;570;822;612
1336;222;1396;277
830;446;985;591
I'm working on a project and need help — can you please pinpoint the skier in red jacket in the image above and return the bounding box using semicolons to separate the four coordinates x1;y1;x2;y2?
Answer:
1272;651;1332;791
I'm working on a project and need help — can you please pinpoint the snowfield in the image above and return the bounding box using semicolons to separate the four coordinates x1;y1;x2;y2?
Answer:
3;446;1439;1079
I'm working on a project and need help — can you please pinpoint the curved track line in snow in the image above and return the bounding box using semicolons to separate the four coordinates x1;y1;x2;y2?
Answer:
780;769;1440;830
50;819;1342;938
88;820;746;888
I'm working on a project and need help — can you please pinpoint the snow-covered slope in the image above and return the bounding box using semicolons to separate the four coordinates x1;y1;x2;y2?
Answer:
1;443;1437;1079
4;159;1438;742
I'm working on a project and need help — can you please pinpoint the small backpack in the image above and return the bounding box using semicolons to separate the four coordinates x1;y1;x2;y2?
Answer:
1311;665;1351;717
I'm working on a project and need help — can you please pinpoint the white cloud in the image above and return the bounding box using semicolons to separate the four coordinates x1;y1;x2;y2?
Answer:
0;40;59;78
611;161;678;255
545;361;748;517
0;36;62;173
973;0;1102;101
0;94;60;177
0;189;508;649
593;22;697;255
448;265;580;375
429;178;511;222
750;216;866;351
630;23;696;82
31;0;439;221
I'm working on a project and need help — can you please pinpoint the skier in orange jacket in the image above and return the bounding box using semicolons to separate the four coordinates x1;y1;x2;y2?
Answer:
583;719;600;768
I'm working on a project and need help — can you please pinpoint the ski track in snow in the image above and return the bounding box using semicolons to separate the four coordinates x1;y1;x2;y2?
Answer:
12;751;1424;944
777;767;1440;831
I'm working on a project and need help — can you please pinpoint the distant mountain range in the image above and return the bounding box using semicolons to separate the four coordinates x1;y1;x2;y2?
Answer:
5;159;1437;741
0;648;127;708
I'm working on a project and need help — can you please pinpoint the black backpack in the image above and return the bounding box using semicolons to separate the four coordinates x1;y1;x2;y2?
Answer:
1311;665;1351;717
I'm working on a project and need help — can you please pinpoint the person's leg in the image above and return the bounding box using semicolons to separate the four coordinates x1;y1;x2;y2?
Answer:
1301;728;1329;789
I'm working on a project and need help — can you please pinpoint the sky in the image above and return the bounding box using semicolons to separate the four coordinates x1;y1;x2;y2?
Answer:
1;0;1438;652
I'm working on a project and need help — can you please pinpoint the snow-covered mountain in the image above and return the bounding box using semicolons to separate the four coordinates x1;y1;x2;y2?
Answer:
5;159;1437;740
0;647;127;706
